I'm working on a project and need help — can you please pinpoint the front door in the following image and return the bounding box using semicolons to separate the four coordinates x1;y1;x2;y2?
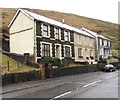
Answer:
56;45;60;58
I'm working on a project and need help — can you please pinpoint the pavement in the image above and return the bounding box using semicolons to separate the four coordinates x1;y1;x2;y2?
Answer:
1;71;119;99
1;76;64;94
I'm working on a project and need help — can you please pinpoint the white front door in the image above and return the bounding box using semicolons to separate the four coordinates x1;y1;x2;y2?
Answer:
56;45;60;58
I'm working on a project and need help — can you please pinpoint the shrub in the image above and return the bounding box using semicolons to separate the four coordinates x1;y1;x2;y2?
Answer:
38;57;61;66
90;56;94;59
78;56;83;59
86;57;89;60
52;58;61;66
98;57;107;64
108;56;112;59
2;22;5;24
99;56;103;61
39;57;52;64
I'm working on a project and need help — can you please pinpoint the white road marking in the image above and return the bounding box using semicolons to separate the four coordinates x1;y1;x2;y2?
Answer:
105;75;116;79
83;80;102;88
83;84;91;88
50;91;72;100
105;76;112;79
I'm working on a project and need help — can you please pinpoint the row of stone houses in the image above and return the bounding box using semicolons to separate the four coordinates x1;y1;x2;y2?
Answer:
8;9;112;64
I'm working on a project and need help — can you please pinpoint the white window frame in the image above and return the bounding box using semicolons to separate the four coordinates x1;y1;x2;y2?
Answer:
40;42;52;57
90;50;93;56
78;48;82;57
108;41;110;47
78;35;81;44
64;30;70;41
54;27;61;40
64;45;71;58
104;40;107;46
41;23;50;38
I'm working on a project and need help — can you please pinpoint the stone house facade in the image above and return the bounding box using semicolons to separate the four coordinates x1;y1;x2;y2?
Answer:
81;27;112;61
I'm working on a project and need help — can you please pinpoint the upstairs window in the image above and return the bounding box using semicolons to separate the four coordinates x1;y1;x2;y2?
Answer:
90;38;92;46
55;28;59;39
104;40;107;46
99;39;102;45
65;46;70;58
42;44;50;57
108;41;111;47
78;35;81;44
64;31;69;41
43;25;49;36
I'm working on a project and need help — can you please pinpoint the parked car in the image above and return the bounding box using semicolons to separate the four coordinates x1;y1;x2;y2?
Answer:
102;64;116;72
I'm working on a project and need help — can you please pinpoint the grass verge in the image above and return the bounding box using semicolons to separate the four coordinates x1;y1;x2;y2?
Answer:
0;54;39;74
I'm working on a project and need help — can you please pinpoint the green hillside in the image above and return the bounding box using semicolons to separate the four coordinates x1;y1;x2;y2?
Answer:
1;8;119;58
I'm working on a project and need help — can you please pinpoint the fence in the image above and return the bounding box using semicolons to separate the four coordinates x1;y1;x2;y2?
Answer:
2;51;39;68
3;51;25;64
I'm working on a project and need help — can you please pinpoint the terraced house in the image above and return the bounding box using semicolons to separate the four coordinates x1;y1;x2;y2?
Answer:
74;31;95;64
8;8;95;64
81;28;112;61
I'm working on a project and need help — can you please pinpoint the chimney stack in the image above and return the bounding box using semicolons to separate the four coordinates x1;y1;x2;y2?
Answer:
62;19;64;24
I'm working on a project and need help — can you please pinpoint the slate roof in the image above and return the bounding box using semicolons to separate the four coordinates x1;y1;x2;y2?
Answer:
81;27;110;40
8;8;94;38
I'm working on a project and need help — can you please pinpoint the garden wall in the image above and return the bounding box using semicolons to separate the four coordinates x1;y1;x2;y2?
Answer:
2;70;41;85
51;62;120;78
2;62;120;85
51;64;98;78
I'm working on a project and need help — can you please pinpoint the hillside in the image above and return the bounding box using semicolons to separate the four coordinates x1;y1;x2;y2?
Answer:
1;8;119;57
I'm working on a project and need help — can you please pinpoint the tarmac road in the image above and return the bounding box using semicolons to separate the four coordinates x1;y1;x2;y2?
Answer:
2;70;119;99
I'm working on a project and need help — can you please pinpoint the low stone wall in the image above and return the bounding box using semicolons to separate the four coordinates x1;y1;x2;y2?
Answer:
2;70;41;85
2;62;120;85
51;62;120;78
51;64;98;78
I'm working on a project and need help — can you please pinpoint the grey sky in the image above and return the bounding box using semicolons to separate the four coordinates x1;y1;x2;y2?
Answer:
0;0;119;24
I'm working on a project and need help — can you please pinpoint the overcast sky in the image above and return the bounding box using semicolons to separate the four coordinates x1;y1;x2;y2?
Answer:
0;0;119;24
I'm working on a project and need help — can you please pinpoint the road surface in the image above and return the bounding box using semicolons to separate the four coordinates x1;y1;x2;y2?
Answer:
2;70;119;99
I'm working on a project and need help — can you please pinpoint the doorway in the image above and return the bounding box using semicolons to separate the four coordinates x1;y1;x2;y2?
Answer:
55;45;60;58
